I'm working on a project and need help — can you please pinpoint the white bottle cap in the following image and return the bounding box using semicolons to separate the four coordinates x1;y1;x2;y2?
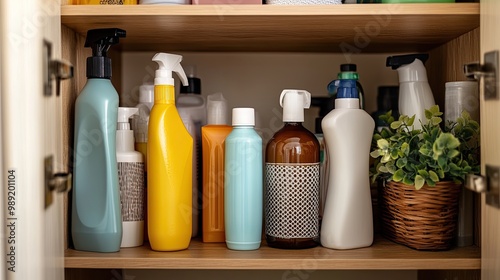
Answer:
280;89;311;123
232;108;255;126
207;93;228;125
139;84;154;105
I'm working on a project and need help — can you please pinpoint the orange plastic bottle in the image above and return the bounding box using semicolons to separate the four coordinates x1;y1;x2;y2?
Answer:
202;93;232;242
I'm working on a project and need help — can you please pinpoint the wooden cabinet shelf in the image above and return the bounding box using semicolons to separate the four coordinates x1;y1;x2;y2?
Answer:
61;3;479;53
65;237;480;270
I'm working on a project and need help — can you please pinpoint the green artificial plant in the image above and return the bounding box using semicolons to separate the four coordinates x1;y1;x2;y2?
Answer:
370;105;480;190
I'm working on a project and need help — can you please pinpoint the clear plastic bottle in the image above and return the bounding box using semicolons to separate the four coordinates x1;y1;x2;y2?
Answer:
265;89;320;249
224;108;263;251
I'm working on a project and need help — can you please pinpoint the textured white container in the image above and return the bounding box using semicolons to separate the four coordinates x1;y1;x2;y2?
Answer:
320;98;374;250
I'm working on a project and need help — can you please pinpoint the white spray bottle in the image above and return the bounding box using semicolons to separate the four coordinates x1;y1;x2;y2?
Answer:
386;54;435;129
117;107;145;248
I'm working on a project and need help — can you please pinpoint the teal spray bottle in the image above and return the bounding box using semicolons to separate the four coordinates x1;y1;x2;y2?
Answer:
72;28;126;252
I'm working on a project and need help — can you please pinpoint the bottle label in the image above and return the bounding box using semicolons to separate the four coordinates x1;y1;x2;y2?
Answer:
118;162;145;221
265;163;320;239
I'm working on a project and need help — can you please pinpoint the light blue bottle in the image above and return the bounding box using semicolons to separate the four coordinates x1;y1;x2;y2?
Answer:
224;108;263;251
72;28;126;253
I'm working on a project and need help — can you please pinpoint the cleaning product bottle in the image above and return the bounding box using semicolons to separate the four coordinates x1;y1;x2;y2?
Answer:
321;79;375;250
224;108;263;251
311;96;334;220
177;65;206;238
116;107;144;248
265;89;320;249
148;52;193;251
133;83;154;168
132;83;153;241
201;93;232;243
386;53;435;129
72;28;126;253
327;64;365;109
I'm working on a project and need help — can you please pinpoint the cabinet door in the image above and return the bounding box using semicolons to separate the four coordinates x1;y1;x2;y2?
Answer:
0;0;67;279
481;0;500;279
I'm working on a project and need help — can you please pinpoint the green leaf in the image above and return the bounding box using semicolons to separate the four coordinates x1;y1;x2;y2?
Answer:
415;175;425;190
393;169;405;182
378;165;389;173
403;176;414;185
431;116;442;126
429;170;439;182
438;156;447;168
396;158;407;169
390;121;402;130
407;115;415;126
447;149;460;159
418;170;429;177
425;109;433;120
370;150;380;158
377;139;389;149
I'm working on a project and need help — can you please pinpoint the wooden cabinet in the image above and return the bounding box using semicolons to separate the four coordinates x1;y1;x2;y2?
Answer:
60;3;480;279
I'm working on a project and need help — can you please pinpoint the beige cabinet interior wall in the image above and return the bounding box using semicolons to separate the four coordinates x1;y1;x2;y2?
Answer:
121;52;399;143
121;51;414;280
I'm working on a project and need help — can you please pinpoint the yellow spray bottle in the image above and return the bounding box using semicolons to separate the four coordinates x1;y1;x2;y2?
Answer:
148;53;193;251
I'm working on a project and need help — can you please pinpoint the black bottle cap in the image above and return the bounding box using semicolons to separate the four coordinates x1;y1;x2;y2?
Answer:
180;77;201;94
386;53;429;70
84;28;126;79
340;64;357;72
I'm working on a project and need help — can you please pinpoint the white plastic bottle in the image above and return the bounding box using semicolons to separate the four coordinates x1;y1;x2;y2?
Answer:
386;54;435;129
117;107;145;248
321;79;375;250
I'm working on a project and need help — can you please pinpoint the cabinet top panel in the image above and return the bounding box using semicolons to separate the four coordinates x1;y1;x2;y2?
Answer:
61;3;479;53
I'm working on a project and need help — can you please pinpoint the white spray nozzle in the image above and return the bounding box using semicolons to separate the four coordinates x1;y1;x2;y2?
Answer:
207;93;228;125
396;59;428;83
152;53;189;86
118;107;139;130
279;89;311;123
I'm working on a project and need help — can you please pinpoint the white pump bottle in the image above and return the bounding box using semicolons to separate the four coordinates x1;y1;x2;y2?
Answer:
117;107;145;248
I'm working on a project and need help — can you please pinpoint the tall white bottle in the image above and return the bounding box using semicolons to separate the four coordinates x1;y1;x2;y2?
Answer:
320;79;374;250
117;107;145;248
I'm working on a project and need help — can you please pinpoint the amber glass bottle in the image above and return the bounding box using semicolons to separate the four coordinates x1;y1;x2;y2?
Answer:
265;90;320;249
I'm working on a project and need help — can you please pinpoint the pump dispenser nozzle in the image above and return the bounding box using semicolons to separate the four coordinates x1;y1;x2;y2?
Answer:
118;107;138;130
152;53;189;86
279;89;311;123
84;28;126;79
207;93;228;125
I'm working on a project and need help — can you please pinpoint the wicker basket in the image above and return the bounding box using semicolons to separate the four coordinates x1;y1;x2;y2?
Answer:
379;181;462;250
